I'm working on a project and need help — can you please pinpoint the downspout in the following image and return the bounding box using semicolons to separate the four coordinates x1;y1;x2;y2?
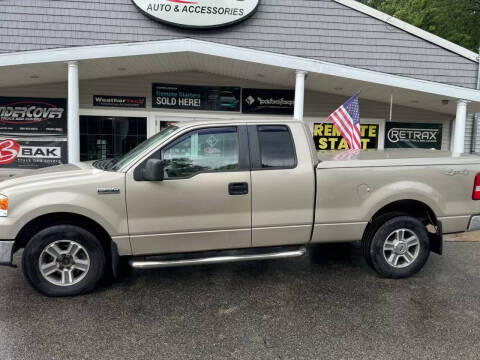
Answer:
471;46;480;153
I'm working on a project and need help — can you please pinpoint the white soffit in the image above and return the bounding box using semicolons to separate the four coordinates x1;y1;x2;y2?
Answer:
334;0;479;63
0;39;479;105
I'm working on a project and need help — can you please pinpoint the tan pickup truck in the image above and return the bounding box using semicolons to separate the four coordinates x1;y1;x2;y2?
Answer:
1;120;480;297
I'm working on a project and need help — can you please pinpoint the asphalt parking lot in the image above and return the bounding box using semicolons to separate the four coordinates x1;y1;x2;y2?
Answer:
0;241;479;360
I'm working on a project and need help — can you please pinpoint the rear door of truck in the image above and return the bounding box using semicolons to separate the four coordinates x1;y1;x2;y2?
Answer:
247;123;316;247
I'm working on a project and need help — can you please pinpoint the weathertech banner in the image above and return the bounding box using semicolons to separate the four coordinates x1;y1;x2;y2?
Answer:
242;89;295;115
0;97;67;134
93;95;146;108
385;122;442;150
313;123;379;150
0;138;67;169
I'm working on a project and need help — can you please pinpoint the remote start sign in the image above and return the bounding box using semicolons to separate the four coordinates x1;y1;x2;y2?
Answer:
131;0;260;29
0;97;67;134
0;138;67;169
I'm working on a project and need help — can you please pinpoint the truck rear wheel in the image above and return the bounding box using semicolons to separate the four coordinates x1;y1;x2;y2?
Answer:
366;216;430;279
22;225;106;297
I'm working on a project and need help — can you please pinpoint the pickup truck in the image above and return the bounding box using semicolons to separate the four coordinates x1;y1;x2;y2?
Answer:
1;120;480;297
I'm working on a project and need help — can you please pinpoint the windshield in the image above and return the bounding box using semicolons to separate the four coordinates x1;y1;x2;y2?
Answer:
107;125;179;171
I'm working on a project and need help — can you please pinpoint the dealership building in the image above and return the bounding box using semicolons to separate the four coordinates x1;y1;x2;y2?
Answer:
0;0;479;177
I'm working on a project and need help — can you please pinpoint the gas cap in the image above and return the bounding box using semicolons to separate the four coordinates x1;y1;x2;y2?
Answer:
357;184;371;198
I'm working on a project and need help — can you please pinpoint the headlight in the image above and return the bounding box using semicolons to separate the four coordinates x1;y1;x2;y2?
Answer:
0;195;8;217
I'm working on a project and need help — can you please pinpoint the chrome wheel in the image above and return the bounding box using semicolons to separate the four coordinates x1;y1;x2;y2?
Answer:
383;229;420;268
39;240;90;286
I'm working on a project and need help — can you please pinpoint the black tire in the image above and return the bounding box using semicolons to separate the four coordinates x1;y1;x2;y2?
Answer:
367;216;430;279
22;225;106;297
361;212;407;267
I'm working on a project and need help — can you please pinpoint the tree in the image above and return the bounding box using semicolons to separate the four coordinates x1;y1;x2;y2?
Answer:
359;0;480;53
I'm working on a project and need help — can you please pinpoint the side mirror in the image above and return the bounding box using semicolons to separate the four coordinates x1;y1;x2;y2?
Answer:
143;159;165;181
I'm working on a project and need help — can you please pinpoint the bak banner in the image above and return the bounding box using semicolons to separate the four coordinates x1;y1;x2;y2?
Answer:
385;122;442;150
313;123;379;150
0;97;67;134
242;89;295;115
152;83;240;112
0;138;67;169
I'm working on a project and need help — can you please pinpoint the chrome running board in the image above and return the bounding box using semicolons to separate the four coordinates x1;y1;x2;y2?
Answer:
129;246;307;270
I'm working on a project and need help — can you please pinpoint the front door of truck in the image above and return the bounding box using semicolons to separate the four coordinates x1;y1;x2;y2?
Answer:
125;125;252;255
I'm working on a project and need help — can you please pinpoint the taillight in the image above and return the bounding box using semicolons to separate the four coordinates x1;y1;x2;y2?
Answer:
473;174;480;200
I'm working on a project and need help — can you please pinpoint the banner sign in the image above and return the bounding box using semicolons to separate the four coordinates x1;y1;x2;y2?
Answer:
242;89;295;115
93;95;146;108
0;97;67;135
131;0;260;29
313;123;379;150
152;83;240;112
0;138;68;169
385;122;442;150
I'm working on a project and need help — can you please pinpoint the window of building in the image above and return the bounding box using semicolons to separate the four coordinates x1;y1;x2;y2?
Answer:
80;116;147;161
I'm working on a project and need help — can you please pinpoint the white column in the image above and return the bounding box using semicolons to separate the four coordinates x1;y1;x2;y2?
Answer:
453;99;469;154
294;70;307;121
67;61;80;163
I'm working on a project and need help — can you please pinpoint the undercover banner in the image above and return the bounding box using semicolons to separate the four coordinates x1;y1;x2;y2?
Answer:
385;122;442;150
152;83;240;112
0;137;68;169
0;97;67;134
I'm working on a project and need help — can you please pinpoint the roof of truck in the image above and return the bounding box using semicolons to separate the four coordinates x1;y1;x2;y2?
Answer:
317;149;480;169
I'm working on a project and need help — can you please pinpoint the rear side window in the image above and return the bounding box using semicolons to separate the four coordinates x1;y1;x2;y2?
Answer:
257;125;296;169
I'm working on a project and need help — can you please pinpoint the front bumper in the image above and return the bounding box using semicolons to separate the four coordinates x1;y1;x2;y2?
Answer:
0;240;14;266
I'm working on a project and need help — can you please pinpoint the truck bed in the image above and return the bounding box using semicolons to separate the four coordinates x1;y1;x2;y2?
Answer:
312;149;480;244
316;149;480;169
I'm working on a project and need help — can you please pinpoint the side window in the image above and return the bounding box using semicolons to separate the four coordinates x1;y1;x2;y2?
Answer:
162;127;239;179
257;125;296;169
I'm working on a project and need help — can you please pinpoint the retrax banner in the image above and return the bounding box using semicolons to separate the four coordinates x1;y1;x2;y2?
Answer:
242;89;295;115
0;137;68;169
385;122;442;150
0;97;67;134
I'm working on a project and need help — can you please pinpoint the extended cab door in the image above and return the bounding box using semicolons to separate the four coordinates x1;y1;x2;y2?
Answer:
248;123;316;247
126;125;251;255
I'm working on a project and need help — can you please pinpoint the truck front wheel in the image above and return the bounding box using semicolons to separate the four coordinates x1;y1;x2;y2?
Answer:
22;225;106;297
366;216;430;279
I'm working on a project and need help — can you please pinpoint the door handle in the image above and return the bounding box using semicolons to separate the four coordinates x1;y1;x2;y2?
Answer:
228;182;249;195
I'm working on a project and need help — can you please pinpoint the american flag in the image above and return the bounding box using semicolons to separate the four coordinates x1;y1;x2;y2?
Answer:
328;93;362;150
